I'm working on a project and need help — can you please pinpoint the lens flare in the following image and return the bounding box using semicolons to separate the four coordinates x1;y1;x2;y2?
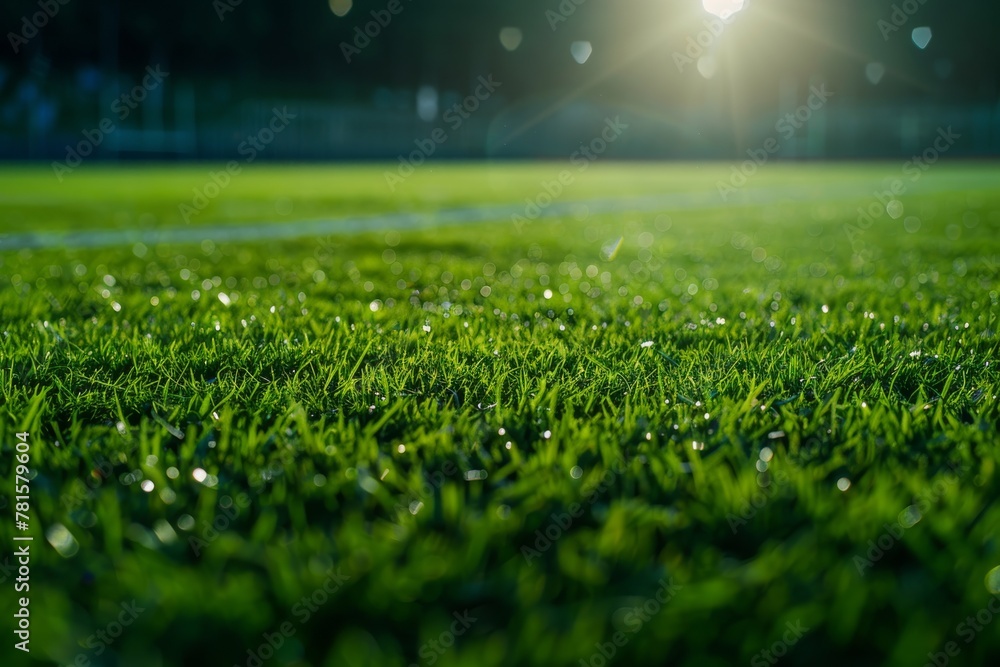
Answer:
702;0;745;19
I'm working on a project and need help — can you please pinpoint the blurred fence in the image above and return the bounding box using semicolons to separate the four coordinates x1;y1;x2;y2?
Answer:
2;84;998;161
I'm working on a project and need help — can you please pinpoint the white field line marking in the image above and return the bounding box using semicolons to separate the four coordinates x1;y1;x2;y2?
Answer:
0;179;977;251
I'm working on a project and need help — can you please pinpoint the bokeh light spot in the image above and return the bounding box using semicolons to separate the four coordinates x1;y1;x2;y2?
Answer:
697;56;717;79
865;62;885;85
911;26;932;49
570;41;593;64
499;27;523;51
329;0;352;17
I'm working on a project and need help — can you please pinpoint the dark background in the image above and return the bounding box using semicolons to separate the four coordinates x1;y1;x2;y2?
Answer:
1;0;998;160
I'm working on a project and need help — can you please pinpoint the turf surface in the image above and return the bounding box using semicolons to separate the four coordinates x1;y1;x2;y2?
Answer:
1;162;999;667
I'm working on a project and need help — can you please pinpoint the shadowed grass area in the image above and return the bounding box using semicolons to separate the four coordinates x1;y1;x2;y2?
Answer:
1;162;999;667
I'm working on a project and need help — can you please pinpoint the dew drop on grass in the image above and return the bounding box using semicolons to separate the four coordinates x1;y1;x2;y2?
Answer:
837;477;851;492
570;466;583;479
177;515;195;531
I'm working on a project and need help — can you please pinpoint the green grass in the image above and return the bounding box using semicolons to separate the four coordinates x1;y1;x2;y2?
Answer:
1;162;999;667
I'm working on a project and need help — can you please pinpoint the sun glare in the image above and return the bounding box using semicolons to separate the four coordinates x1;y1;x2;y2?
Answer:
702;0;745;19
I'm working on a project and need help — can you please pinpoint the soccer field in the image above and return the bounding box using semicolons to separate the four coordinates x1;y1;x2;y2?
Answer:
1;162;999;667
